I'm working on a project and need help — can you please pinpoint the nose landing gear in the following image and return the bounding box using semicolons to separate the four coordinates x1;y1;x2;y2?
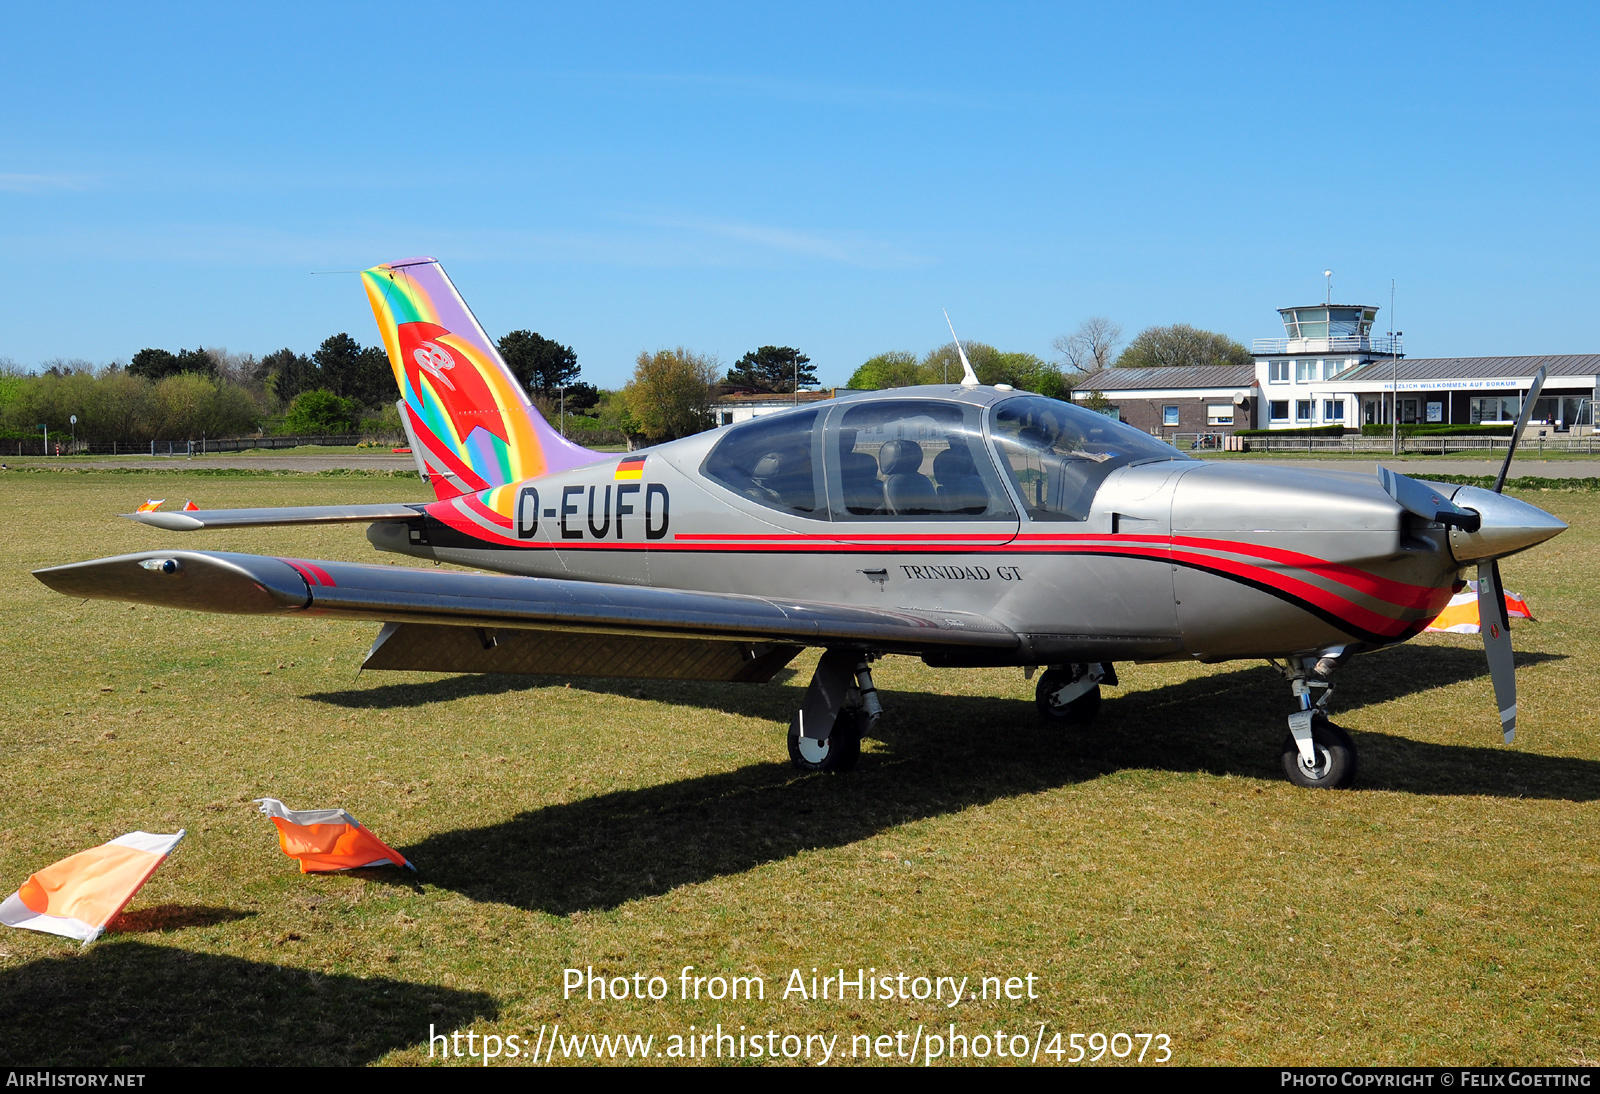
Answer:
1276;655;1358;789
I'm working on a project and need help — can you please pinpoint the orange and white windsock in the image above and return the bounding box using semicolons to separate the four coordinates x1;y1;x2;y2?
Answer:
182;500;200;511
135;499;165;512
1424;582;1534;634
255;799;413;873
0;830;185;944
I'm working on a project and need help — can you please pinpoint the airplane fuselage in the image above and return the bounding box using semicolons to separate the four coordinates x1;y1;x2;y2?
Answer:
370;387;1467;669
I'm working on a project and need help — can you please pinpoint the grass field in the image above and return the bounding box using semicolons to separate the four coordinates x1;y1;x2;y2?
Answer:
0;471;1595;1066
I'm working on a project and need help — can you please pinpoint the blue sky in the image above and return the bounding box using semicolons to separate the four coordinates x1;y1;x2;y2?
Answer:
3;2;1596;387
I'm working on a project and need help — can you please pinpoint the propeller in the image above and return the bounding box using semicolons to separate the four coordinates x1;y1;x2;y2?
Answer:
1477;364;1546;743
1377;365;1548;744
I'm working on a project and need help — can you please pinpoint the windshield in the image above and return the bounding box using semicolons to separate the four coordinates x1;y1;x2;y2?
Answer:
989;395;1189;521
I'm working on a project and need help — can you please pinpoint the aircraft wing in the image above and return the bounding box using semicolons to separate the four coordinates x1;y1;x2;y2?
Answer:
34;550;1018;682
125;503;424;531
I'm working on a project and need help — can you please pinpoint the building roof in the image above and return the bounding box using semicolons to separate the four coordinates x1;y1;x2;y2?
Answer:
714;388;839;405
1335;354;1600;384
1075;364;1257;392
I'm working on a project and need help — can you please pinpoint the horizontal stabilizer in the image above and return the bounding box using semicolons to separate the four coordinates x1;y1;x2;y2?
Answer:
126;503;423;531
34;550;1020;655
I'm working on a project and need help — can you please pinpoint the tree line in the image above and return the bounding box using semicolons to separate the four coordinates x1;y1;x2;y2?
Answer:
0;315;1252;449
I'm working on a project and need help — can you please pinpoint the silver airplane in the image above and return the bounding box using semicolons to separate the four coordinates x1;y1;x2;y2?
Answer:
34;258;1568;789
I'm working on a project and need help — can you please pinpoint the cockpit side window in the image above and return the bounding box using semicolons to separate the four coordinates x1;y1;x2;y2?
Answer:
701;408;826;519
828;400;1014;520
989;395;1188;521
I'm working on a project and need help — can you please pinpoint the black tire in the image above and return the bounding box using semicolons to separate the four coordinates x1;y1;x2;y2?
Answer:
788;709;862;773
1036;667;1102;725
1280;717;1358;789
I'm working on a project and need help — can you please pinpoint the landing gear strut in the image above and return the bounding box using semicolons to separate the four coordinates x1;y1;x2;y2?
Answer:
1035;663;1115;725
788;651;881;773
1276;655;1358;789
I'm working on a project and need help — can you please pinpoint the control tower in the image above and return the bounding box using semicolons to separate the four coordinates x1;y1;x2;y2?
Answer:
1251;304;1403;429
1254;305;1400;358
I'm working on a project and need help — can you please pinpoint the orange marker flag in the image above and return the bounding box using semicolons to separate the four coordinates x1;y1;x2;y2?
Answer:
182;500;200;511
255;799;413;873
1424;582;1534;634
135;499;165;512
0;830;185;944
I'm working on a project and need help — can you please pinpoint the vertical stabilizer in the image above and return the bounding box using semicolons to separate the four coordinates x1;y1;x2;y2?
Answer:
362;258;602;499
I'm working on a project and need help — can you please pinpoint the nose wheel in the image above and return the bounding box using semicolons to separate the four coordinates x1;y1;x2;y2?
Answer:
1280;714;1358;789
1276;655;1359;789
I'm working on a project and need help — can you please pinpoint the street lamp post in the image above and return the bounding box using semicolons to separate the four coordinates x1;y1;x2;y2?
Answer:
70;414;77;455
1390;331;1403;457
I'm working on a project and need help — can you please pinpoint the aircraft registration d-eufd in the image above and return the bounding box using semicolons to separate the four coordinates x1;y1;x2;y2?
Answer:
36;258;1568;790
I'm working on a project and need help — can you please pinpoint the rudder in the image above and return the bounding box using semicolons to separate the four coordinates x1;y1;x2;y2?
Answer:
362;257;602;499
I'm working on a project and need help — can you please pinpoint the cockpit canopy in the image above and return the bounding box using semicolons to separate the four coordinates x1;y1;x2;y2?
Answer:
702;392;1189;522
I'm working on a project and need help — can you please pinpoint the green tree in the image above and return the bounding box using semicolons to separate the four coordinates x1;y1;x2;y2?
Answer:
725;346;815;393
847;351;923;389
313;334;390;407
1114;324;1252;370
624;348;718;442
498;330;580;394
592;389;644;448
127;347;217;381
985;351;1067;398
283;389;359;434
255;348;316;405
153;373;257;439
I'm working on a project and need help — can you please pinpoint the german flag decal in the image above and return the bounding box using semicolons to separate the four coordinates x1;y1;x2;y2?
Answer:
614;455;647;481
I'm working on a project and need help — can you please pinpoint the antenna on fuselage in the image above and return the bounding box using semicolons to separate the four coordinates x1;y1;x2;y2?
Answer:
942;309;980;388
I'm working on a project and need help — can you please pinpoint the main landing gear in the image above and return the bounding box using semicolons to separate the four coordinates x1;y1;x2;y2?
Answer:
1035;663;1117;725
1275;654;1358;789
788;650;881;773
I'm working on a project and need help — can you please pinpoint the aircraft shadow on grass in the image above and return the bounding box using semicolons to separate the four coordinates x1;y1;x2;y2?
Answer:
393;645;1594;917
0;941;495;1066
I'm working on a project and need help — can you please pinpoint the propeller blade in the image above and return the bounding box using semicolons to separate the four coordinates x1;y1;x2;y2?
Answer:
1377;467;1481;530
1493;365;1548;494
1477;559;1518;743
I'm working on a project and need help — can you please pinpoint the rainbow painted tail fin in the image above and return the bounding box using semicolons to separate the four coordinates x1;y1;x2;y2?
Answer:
362;258;602;499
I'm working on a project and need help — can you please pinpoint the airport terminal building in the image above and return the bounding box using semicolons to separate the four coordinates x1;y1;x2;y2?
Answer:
1074;302;1598;439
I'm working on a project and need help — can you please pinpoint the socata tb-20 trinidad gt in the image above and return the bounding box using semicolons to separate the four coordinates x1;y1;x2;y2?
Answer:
35;258;1568;788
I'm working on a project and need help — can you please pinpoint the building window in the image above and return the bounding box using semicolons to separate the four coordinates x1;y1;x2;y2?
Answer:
1270;400;1289;421
1470;396;1520;423
1162;405;1179;427
1268;360;1288;384
1323;400;1344;421
1295;400;1313;422
1295;360;1319;383
1206;404;1234;425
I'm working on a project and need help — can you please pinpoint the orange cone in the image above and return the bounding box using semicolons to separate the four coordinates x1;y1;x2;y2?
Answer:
255;799;412;873
0;830;185;944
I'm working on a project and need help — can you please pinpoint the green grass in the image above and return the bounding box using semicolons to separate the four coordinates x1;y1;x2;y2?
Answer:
0;473;1595;1066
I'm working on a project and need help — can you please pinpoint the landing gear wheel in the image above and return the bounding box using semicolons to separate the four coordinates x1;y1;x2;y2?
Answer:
1036;666;1102;725
1280;717;1358;789
788;709;862;773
